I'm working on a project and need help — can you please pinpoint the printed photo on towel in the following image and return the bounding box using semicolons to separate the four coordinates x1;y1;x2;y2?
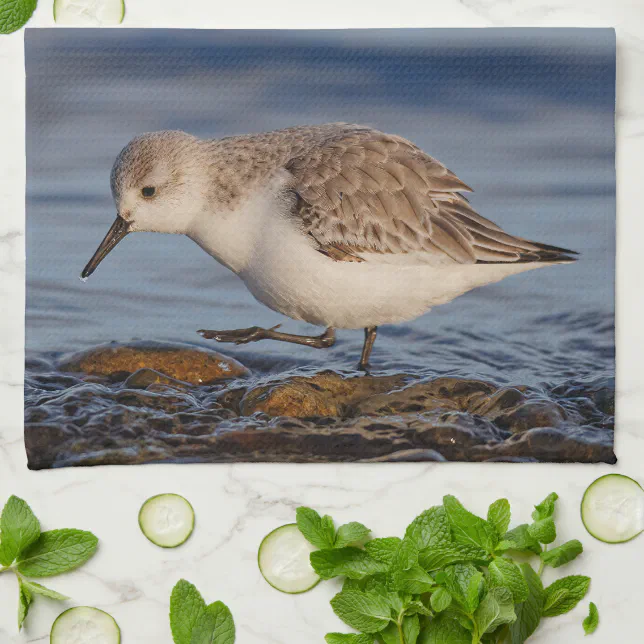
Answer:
24;28;615;468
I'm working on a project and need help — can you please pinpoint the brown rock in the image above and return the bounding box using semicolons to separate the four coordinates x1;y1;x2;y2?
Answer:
58;341;249;384
124;368;191;389
240;370;408;418
355;377;497;416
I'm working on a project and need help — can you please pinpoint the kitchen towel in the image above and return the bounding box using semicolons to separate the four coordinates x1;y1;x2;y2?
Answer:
24;28;615;468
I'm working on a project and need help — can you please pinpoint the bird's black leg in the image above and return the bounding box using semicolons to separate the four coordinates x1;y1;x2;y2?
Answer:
198;325;336;349
359;326;378;370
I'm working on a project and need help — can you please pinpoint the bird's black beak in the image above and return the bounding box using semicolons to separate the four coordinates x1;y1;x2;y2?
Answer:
81;216;131;279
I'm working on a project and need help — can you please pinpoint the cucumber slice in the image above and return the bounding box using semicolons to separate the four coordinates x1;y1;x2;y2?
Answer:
50;606;120;643
258;523;320;594
138;494;195;548
581;474;644;544
53;0;125;25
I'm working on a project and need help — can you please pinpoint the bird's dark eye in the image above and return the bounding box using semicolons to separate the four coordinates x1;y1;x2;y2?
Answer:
141;187;156;198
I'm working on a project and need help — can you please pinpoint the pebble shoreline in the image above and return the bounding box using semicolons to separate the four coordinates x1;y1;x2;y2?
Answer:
24;342;615;468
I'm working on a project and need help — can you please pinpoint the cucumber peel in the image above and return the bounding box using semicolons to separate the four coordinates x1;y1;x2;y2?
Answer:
50;606;120;643
581;474;644;544
53;0;125;25
258;523;320;594
138;494;195;548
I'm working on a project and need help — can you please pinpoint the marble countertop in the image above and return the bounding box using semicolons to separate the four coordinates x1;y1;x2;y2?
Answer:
1;1;643;642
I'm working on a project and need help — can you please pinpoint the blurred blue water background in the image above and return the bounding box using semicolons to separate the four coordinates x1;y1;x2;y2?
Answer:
25;29;615;385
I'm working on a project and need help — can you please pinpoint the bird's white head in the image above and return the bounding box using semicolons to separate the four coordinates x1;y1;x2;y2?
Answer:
82;130;206;278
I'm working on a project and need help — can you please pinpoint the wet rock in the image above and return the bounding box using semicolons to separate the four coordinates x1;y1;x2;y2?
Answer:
124;368;191;389
551;377;615;418
58;341;249;384
359;449;448;462
355;377;497;416
494;400;567;434
240;371;407;418
473;426;616;463
24;365;617;468
469;387;527;418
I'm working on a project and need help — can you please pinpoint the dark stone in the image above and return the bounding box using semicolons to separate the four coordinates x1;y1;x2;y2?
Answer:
494;400;567;434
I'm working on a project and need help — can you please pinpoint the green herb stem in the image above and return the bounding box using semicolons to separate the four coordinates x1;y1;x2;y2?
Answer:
397;618;405;644
468;614;480;644
538;545;548;577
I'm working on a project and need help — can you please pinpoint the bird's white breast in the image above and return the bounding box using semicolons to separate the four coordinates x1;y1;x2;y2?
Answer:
188;174;548;329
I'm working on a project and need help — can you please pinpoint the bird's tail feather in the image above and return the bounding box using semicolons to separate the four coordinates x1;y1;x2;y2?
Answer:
476;239;579;265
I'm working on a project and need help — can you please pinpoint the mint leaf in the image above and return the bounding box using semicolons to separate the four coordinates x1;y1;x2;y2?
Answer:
497;525;542;555
343;578;364;591
474;586;516;635
0;496;41;567
380;622;401;644
532;493;558;521
364;538;402;566
330;589;393;634
20;580;68;601
542;588;570;615
510;564;545;644
542;576;590;617
405;507;452;551
528;518;556;545
393;565;434;594
171;579;207;644
296;507;336;550
487;499;511;537
404;600;431;617
418;613;471;644
325;634;374;644
419;542;488;570
335;522;371;549
16;529;98;577
190;601;235;644
17;578;33;630
488;557;529;603
442;563;484;613
0;0;37;34
430;587;452;613
583;602;599;635
391;538;418;572
311;547;387;580
443;496;498;554
402;614;421;644
540;540;583;568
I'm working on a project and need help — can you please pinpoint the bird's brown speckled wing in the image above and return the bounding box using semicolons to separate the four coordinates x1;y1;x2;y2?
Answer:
285;125;576;264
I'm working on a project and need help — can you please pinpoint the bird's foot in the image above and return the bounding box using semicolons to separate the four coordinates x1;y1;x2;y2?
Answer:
198;325;281;345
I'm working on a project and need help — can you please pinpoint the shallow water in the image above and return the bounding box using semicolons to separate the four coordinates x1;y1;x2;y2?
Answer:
24;30;615;466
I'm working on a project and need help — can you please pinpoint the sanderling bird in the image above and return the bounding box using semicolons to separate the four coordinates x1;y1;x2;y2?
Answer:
82;123;577;369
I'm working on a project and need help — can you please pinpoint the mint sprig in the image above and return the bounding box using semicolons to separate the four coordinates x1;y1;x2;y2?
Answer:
297;506;371;550
289;493;595;644
0;495;99;630
169;579;235;644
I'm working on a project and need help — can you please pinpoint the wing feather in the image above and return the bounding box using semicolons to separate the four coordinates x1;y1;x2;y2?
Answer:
284;124;577;265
